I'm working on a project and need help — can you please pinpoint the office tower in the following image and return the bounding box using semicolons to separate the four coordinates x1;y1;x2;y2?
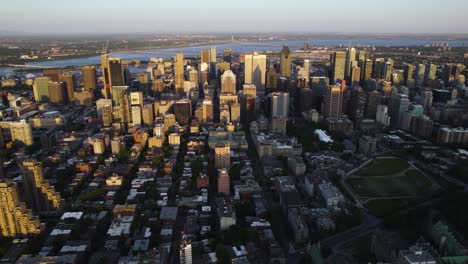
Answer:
102;104;113;127
357;50;367;67
415;64;426;87
201;49;210;64
137;73;151;95
82;66;97;90
321;85;343;118
43;69;60;82
0;179;41;238
404;64;415;86
345;47;356;80
118;92;131;124
331;51;346;83
59;73;75;102
202;98;213;123
351;66;361;87
188;69;199;88
389;94;410;128
96;99;113;118
365;91;382;119
142;103;154;127
33;77;50;103
372;58;385;79
424;63;437;82
221;70;236;94
131;105;142;126
363;59;373;82
164;113;177;132
242;84;256;97
218;169;230;195
223;48;232;63
112;86;129;106
175;53;185;92
10;120;33;146
215;144;230;169
245;52;267;97
244;95;256;125
108;58;123;87
111;137;125;154
384;59;393;82
123;66;131;86
220;94;238;106
180;234;192;264
100;54;109;89
266;65;278;94
48;82;66;105
21;159;62;212
210;47;217;63
420;90;433;111
376;105;391;126
130;91;144;108
230;102;241;123
280;45;292;78
220;104;230;123
269;92;289;118
348;88;367;125
173;99;192;126
410;115;433;138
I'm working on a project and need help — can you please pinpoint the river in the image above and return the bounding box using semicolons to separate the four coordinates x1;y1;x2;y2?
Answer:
1;38;467;76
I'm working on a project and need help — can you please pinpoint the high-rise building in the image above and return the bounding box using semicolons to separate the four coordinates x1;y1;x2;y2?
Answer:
269;92;289;118
266;65;278;94
351;66;361;87
96;99;113;126
101;54;123;90
365;91;382;119
223;48;232;63
180;234;192;264
218;169;230;195
420;90;433;111
389;94;410;128
215;144;230;169
131;105;142;126
332;51;346;83
245;52;267;97
112;86;129;106
9;120;33;146
142;103;155;127
42;69;60;82
130;91;144;108
404;64;415;86
220;104;230;123
415;64;426;87
244;95;256;125
59;73;75;102
48;82;66;105
280;45;292;78
188;69;199;88
348;87;367;125
376;105;391;126
201;49;210;64
424;64;437;82
0;179;41;238
321;85;343;118
221;70;236;94
33;77;50;103
210;47;217;63
82;66;98;90
173;99;192;126
175;53;185;93
164;113;177;132
202;98;213;123
362;59;373;82
21;159;62;212
345;47;356;80
230;102;241;123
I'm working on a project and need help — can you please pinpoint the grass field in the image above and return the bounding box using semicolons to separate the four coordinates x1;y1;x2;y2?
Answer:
354;157;410;177
345;157;437;217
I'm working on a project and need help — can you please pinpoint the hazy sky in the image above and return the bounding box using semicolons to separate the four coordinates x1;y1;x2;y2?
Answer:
2;0;468;34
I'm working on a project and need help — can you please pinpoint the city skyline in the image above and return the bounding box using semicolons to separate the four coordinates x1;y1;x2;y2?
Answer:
2;0;468;34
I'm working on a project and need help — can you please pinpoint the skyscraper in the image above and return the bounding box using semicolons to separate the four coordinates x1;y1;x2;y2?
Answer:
0;179;41;238
9;120;33;146
415;64;426;87
82;66;98;90
218;169;230;195
215;144;230;169
210;47;217;63
33;77;50;103
389;94;410;128
175;53;185;92
102;54;123;97
266;65;278;94
321;85;343;118
59;73;75;102
280;45;292;78
348;87;367;125
424;63;436;82
332;51;346;83
221;70;236;94
244;52;267;97
131;105;142;126
173;99;192;126
21;159;63;212
48;81;66;105
345;47;356;80
404;64;415;87
230;102;241;123
43;69;60;82
201;49;210;64
142;103;155;127
269;92;289;118
180;234;192;264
